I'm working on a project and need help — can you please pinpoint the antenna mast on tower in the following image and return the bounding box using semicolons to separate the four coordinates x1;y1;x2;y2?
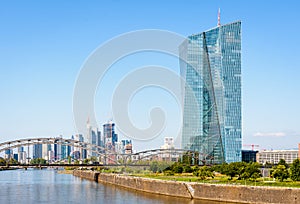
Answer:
218;8;221;27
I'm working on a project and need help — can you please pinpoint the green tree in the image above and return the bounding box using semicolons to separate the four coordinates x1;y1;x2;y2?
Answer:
195;166;214;180
181;152;193;165
0;157;6;166
224;162;247;180
241;162;261;181
290;159;300;181
183;165;193;173
7;158;19;165
272;164;289;182
150;161;159;173
172;163;184;173
83;158;90;164
30;158;47;165
278;159;289;168
90;156;98;162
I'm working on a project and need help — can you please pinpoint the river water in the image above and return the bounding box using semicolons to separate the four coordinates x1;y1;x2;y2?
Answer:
0;169;223;204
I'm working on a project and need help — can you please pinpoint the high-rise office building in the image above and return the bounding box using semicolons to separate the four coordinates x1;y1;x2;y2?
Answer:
18;146;26;164
33;144;43;159
103;121;118;151
180;16;241;164
86;118;102;157
74;134;85;159
42;144;51;160
54;135;63;161
61;145;67;159
4;149;12;159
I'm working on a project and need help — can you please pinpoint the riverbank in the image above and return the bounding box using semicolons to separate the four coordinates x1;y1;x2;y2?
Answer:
73;170;300;203
57;170;73;174
0;167;19;171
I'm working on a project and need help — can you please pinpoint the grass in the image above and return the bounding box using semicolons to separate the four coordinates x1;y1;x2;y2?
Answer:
131;173;300;188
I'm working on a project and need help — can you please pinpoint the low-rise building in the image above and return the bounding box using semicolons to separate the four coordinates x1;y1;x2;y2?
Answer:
242;150;258;163
257;150;298;164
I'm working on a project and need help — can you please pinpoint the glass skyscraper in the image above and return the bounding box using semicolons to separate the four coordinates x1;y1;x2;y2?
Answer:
180;21;241;164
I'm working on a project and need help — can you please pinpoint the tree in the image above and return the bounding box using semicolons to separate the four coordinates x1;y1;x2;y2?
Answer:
7;158;19;165
183;165;193;173
181;152;193;165
290;159;300;181
0;157;6;166
278;159;289;168
30;158;47;165
224;162;247;180
150;161;159;173
241;162;261;181
150;161;173;173
195;166;214;180
272;164;289;182
173;163;184;173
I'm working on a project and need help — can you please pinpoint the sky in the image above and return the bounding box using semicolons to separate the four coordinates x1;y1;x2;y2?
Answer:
1;1;300;151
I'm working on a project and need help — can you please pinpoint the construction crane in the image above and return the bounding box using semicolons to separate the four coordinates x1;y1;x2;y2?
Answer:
243;144;259;151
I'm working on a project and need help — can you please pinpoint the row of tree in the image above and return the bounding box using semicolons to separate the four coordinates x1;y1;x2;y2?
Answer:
270;159;300;181
0;157;19;165
149;157;300;182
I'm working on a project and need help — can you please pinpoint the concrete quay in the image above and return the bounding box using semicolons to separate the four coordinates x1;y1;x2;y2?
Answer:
73;170;300;204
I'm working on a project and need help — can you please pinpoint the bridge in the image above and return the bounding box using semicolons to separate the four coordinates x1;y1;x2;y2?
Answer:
0;137;214;165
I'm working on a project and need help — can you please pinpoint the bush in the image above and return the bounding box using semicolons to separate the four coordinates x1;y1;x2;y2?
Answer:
195;166;213;180
163;170;174;176
183;165;193;173
290;159;300;181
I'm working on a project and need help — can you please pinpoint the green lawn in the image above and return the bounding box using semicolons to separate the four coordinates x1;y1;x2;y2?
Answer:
132;173;300;188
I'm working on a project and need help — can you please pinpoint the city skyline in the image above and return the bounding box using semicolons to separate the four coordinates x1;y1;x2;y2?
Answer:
1;1;300;151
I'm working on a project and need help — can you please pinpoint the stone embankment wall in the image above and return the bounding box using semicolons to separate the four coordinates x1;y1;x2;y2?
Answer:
73;170;99;181
73;170;300;204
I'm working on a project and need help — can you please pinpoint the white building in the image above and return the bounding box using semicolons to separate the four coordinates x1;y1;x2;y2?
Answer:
257;150;298;164
160;137;174;149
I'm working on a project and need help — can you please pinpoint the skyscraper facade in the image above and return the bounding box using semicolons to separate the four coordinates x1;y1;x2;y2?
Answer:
180;21;241;164
33;144;43;159
103;121;118;151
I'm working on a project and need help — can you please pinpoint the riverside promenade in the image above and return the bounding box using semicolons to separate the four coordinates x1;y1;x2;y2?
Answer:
73;170;300;204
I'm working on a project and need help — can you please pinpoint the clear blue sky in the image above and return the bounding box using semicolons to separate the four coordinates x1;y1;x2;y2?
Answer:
1;1;300;151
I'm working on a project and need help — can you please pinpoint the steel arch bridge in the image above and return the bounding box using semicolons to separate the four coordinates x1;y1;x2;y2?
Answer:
124;148;215;165
0;137;214;165
0;137;118;164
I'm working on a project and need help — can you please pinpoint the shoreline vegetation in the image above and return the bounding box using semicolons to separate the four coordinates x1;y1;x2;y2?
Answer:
66;156;300;188
63;167;300;188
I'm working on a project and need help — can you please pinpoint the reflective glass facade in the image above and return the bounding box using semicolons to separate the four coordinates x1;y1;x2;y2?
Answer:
180;21;241;164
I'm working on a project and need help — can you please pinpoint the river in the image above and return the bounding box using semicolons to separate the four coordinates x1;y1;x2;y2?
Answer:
0;169;223;204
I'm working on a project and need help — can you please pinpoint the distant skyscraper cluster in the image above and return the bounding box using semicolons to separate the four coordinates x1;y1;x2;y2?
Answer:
3;119;133;164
